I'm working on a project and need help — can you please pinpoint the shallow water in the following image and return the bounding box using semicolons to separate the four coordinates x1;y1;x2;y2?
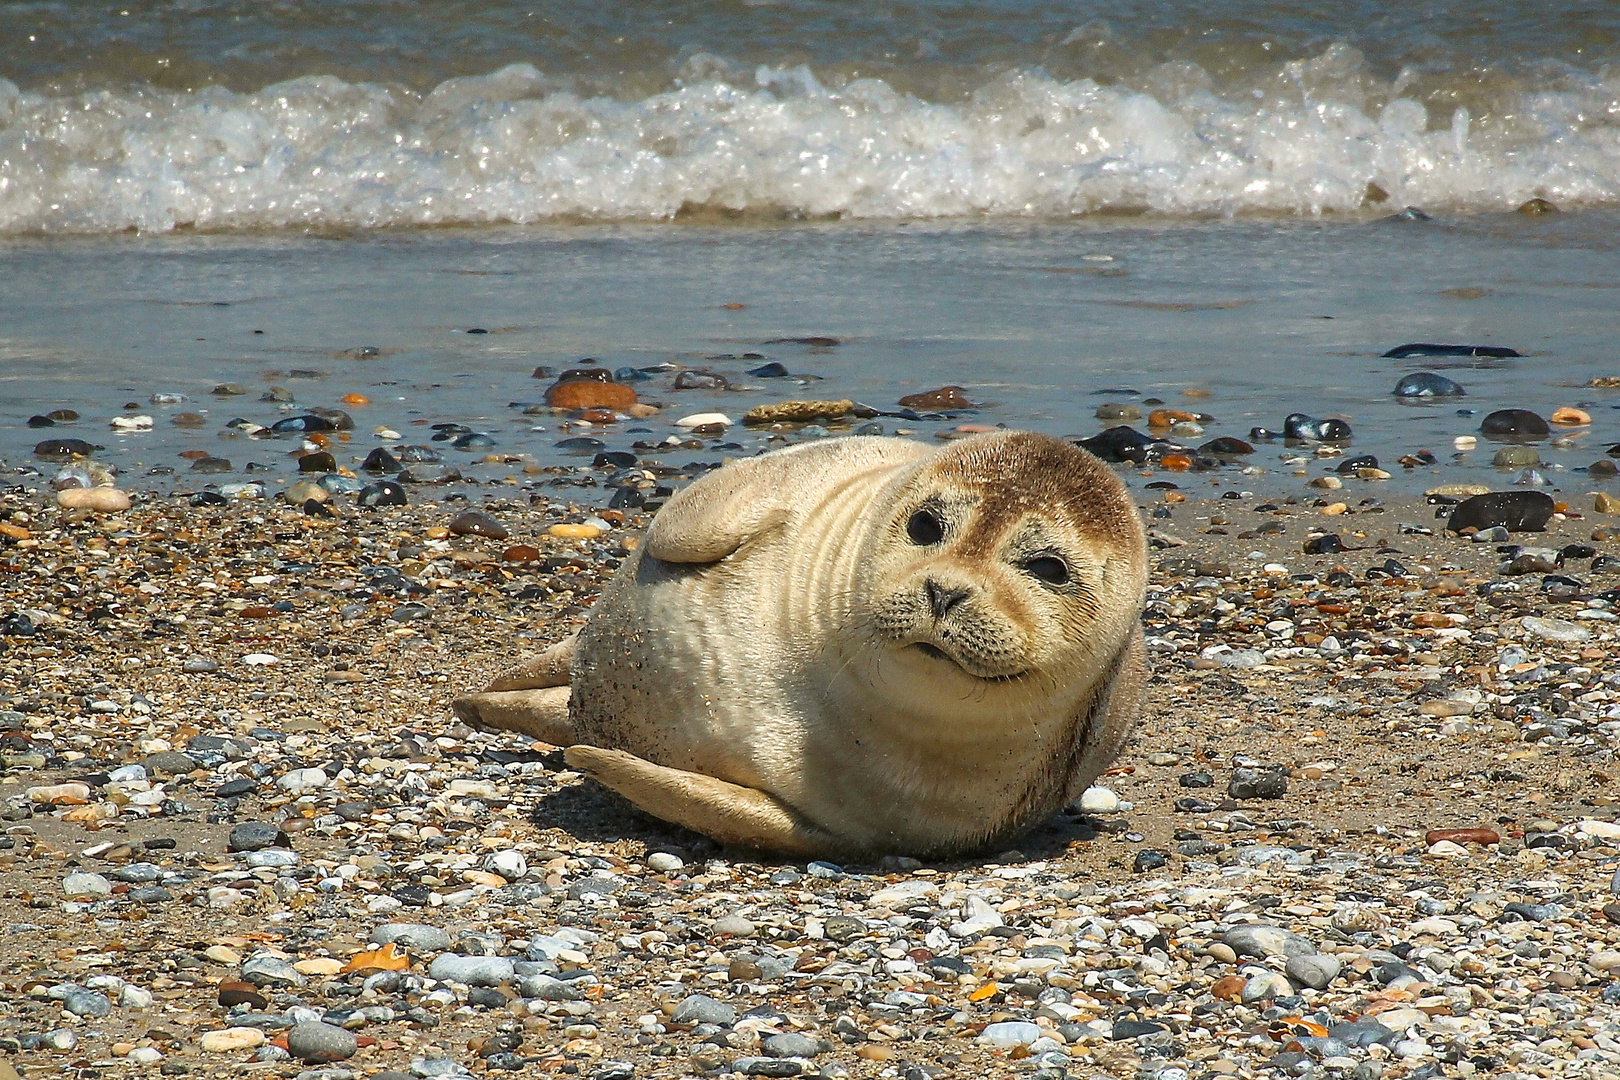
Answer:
4;212;1617;502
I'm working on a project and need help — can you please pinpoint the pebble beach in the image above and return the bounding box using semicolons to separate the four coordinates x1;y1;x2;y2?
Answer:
7;1;1620;1077
2;438;1619;1080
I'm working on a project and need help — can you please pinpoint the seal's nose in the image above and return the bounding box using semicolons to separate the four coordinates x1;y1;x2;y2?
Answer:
924;578;969;620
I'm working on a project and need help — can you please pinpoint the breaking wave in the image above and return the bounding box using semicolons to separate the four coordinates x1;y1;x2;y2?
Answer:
2;45;1619;233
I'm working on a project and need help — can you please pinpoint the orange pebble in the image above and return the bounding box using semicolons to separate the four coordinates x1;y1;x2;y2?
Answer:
722;302;746;310
1163;491;1186;503
340;393;370;406
1148;408;1198;427
579;408;617;424
1550;406;1590;425
306;432;329;447
1160;453;1193;471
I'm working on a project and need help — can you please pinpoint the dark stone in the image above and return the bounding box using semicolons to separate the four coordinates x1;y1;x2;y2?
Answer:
1336;454;1378;473
1132;850;1169;872
141;751;200;776
358;481;408;508
396;445;442;464
452;432;495;450
1178;771;1213;788
1303;534;1343;555
27;415;54;427
593;451;637;469
1393;372;1466;397
0;613;37;637
1228;767;1289;800
448;511;507;539
1480;409;1550;438
1446;491;1554;532
1283;413;1352;441
1199;436;1254;456
1382;343;1520;359
467;986;510;1009
189;456;233;473
363;448;403;473
673;370;729;390
228;822;286;852
1076;426;1178;465
306;408;354;430
762;336;839;347
1111;1019;1167;1040
216;777;257;798
747;362;791;377
298;451;336;473
33;438;100;460
269;414;336;434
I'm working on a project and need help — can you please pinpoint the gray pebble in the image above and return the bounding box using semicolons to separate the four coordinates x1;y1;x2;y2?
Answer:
1223;924;1318;959
1240;970;1294;1003
287;1021;358;1063
762;1032;822;1058
228;821;285;852
427;954;515;986
671;993;735;1026
62;989;113;1017
372;923;452;952
1285;953;1342;990
1227;766;1289;800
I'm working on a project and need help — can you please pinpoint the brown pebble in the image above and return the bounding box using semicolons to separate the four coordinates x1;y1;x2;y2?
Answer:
1212;974;1246;1001
545;380;637;411
898;386;975;410
218;980;267;1009
1424;828;1500;846
1519;197;1559;215
171;412;207;428
502;544;540;563
298;451;337;473
727;959;762;981
448;511;508;539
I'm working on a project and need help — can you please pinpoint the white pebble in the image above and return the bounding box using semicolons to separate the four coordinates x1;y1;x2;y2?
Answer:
1078;786;1120;813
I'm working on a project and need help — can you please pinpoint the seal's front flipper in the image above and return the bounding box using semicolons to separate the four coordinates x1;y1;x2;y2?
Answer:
484;635;577;691
564;746;834;857
451;686;574;746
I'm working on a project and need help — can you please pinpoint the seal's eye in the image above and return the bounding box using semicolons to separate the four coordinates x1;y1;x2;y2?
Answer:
1025;556;1069;586
906;508;944;546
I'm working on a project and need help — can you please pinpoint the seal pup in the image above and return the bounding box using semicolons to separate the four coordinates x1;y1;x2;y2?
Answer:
453;431;1147;858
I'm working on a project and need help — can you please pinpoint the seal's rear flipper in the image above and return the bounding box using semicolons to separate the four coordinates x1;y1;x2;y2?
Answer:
452;686;574;746
564;745;835;857
484;635;577;691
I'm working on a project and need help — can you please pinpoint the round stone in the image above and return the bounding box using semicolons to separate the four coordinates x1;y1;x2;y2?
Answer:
1286;953;1342;990
1223;924;1318;959
287;1021;358;1063
646;852;684;872
228;822;285;852
62;872;113;899
1077;786;1120;813
712;914;757;938
671;993;735;1026
372;923;452;952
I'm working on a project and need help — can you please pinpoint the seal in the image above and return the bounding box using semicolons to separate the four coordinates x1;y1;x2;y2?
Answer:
452;431;1147;858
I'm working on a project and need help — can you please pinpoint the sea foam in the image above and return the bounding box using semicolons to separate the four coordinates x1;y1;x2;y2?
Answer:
2;46;1618;233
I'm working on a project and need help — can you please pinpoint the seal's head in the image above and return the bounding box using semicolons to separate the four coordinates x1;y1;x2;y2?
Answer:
857;431;1145;714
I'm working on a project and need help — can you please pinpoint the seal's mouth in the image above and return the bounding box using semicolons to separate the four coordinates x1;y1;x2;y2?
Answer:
908;641;1026;683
